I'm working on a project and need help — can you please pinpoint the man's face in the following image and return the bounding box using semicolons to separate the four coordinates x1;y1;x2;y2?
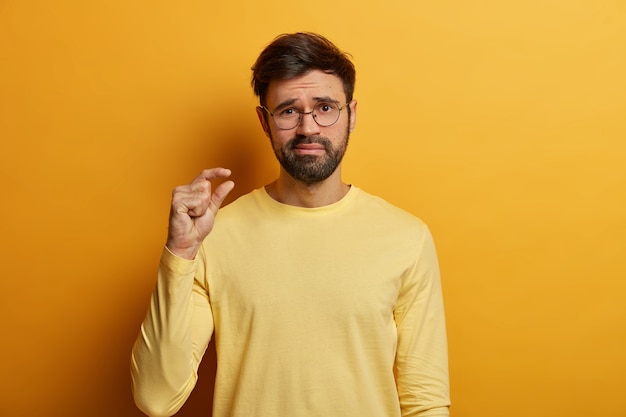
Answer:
256;70;357;185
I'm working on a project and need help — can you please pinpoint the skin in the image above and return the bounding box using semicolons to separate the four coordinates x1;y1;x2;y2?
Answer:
167;70;357;259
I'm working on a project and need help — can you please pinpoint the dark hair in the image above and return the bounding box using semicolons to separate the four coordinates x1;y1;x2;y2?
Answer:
251;32;356;106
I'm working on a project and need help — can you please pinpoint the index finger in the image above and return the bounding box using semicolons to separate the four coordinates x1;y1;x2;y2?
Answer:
192;167;232;184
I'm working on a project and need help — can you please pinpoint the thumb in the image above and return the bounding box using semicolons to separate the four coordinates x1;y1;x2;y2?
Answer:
209;180;235;213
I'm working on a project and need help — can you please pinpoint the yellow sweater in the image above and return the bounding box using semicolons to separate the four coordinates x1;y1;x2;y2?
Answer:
131;186;450;417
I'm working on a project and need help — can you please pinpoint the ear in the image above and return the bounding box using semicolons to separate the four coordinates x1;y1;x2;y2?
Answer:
256;106;271;138
348;100;357;133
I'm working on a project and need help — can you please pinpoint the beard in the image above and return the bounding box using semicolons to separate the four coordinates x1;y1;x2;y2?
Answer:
271;127;350;185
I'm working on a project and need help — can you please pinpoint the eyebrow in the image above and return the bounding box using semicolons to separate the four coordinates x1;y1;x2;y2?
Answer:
272;96;340;112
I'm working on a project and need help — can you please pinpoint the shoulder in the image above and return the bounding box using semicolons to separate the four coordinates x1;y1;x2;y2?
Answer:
353;187;428;229
217;188;266;217
211;187;285;232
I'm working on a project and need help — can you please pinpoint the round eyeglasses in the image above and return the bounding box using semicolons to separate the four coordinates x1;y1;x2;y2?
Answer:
260;101;349;130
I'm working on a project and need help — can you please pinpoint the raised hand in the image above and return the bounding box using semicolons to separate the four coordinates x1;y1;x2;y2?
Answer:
165;168;235;259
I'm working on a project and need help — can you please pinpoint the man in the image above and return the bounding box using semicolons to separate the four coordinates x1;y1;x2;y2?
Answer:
131;32;450;417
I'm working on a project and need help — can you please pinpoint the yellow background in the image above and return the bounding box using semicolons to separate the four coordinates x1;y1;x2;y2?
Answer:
1;1;625;416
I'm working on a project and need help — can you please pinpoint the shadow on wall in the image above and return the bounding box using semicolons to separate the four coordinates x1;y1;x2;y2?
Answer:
175;343;218;417
176;98;276;205
128;100;273;417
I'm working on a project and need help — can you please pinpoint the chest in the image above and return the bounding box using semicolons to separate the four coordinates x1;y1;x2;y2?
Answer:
206;224;415;332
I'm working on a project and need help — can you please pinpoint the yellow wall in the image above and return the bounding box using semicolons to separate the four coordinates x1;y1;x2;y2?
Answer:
1;1;625;416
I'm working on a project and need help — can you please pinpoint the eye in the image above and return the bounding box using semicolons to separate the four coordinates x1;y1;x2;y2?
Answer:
316;103;337;113
278;108;300;118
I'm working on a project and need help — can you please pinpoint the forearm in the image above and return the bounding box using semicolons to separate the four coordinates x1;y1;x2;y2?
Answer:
396;229;451;417
131;248;212;417
395;336;450;417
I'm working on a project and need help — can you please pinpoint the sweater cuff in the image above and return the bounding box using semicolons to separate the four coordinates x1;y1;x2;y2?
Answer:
160;246;198;276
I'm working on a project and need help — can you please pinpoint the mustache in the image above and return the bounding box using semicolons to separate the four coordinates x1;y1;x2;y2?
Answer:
287;135;332;151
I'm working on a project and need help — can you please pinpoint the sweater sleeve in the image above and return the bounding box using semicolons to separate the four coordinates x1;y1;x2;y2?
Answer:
130;246;214;417
394;227;451;417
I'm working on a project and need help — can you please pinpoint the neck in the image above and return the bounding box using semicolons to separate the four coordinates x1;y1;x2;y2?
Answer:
266;168;350;208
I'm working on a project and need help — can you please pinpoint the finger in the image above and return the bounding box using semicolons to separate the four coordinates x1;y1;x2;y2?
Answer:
172;193;209;217
209;180;235;213
186;195;212;217
191;167;232;184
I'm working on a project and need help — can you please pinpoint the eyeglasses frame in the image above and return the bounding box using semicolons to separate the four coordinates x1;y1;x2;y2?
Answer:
259;101;350;130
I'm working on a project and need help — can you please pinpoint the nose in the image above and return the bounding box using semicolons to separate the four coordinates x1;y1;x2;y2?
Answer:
296;110;321;136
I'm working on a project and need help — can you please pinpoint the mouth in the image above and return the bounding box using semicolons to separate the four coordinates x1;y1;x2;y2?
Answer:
289;136;329;156
293;143;326;156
